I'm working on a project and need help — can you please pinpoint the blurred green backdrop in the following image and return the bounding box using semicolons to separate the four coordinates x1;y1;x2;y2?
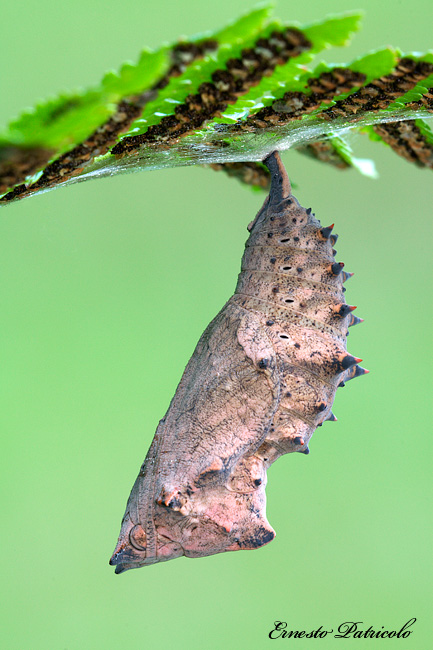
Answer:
1;1;432;649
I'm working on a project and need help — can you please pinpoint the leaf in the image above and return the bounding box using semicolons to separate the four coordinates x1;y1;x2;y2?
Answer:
0;90;113;151
301;12;362;50
100;48;171;100
384;53;433;110
208;161;271;190
205;2;273;44
216;12;363;124
0;48;171;152
0;7;271;156
220;46;399;125
126;15;273;135
328;136;378;177
295;135;378;178
348;48;399;82
416;118;433;146
1;6;432;205
363;119;433;168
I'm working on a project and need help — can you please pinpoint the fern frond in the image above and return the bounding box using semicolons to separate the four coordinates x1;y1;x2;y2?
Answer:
1;6;431;205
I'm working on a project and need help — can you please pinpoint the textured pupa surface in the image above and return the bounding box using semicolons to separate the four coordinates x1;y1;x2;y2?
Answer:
110;151;366;572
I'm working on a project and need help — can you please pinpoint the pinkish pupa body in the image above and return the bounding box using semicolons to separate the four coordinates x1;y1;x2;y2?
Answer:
110;151;366;573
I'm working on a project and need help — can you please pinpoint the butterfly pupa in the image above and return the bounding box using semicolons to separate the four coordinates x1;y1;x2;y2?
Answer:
110;151;366;572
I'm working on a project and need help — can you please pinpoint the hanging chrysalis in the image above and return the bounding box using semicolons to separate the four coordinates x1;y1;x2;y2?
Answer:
110;151;367;573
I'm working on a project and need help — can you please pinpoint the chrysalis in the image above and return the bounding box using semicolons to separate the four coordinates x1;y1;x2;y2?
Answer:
110;152;366;573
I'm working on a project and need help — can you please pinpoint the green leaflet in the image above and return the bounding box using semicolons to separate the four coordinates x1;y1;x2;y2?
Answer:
202;2;273;44
362;118;433;170
0;49;170;153
218;12;366;124
122;10;275;136
0;90;113;150
353;118;433;146
218;46;398;125
309;47;399;87
224;12;366;123
294;135;377;178
386;52;433;110
416;118;433;146
218;11;364;122
329;136;378;178
301;12;362;51
213;62;307;123
362;125;390;144
355;52;433;170
125;45;252;133
100;48;170;100
348;48;399;82
290;47;400;117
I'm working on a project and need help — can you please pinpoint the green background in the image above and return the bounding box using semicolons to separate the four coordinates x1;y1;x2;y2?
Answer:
1;1;432;649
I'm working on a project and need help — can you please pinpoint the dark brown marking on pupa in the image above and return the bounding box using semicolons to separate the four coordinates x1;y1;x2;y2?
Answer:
109;151;365;573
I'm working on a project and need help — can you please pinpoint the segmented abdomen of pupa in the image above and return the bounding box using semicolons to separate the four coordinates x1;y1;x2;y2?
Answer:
109;152;366;573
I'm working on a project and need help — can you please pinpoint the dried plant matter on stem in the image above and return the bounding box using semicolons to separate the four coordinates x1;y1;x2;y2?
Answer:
110;151;367;573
